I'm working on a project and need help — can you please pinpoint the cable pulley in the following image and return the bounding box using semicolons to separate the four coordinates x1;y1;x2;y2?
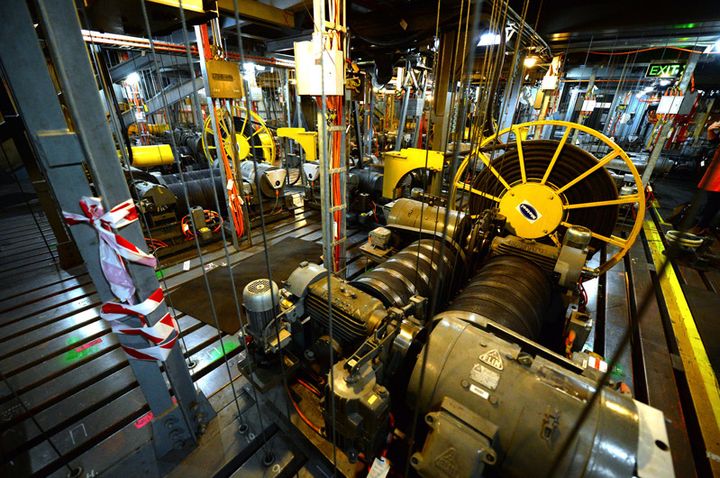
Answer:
450;120;645;275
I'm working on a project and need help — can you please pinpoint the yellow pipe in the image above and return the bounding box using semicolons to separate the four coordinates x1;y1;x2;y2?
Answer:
129;144;175;168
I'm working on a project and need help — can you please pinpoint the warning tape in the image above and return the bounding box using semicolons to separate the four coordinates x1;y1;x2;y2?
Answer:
65;197;178;361
64;196;157;301
101;287;179;361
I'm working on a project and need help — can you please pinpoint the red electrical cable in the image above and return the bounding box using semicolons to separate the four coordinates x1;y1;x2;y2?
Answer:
287;386;324;435
296;378;322;397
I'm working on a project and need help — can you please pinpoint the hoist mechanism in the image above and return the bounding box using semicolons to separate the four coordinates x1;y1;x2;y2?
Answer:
239;116;669;476
201;106;276;165
450;120;645;275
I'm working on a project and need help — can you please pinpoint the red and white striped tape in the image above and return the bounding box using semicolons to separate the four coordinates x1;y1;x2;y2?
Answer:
101;287;179;361
64;197;157;302
65;197;178;361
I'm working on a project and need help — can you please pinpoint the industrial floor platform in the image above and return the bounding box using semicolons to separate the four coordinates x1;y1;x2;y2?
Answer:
0;198;710;477
0;200;375;477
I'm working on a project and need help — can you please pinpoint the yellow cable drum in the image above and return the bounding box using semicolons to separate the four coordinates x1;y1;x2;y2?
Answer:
202;107;275;164
128;144;175;168
450;120;645;275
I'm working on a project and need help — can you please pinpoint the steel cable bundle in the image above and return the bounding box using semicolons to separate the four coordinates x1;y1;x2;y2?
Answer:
468;139;619;251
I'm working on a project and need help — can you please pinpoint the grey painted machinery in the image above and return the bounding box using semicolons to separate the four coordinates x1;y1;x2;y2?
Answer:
239;199;674;477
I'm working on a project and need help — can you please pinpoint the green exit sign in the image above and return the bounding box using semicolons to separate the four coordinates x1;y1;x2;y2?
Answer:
646;61;686;78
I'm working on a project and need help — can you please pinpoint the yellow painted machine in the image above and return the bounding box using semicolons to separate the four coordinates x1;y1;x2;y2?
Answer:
128;144;176;168
450;120;645;275
201;107;275;164
381;148;444;199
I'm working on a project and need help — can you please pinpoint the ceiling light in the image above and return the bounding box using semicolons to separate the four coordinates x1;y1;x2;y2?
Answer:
523;56;538;68
125;72;140;85
704;38;720;53
659;79;672;86
478;31;501;46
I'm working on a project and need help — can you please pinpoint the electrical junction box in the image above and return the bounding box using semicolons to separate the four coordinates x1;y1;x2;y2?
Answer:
369;227;392;250
541;75;559;90
205;60;244;99
294;34;345;96
657;95;684;115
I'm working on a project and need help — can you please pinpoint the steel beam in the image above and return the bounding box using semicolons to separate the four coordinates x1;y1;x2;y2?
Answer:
121;76;203;127
498;53;524;132
109;52;189;82
0;0;214;461
266;32;312;53
217;0;296;29
430;30;456;152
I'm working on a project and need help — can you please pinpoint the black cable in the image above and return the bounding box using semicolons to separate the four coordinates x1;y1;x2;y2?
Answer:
229;1;295;465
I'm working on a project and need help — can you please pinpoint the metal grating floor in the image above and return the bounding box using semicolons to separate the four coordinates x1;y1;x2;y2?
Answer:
0;202;371;477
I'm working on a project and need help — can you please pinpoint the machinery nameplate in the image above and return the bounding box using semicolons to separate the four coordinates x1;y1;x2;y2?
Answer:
206;60;245;99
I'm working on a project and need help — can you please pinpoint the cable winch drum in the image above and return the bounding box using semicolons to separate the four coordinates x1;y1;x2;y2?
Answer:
444;255;552;340
351;239;462;311
387;198;470;245
467;140;618;252
164;175;227;216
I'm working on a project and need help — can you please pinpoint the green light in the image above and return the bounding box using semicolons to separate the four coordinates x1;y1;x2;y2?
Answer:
674;23;696;29
206;337;241;363
63;336;102;363
156;269;165;279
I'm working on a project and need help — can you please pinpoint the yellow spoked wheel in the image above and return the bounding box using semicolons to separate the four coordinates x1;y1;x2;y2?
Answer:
450;120;645;275
202;107;275;164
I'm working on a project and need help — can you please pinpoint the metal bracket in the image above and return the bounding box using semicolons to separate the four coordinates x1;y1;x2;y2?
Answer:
381;148;444;199
276;127;318;161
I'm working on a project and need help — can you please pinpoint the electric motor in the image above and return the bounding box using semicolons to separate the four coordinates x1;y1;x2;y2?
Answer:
131;180;178;227
239;161;287;197
407;316;672;478
305;277;387;346
243;279;280;344
387;198;470;246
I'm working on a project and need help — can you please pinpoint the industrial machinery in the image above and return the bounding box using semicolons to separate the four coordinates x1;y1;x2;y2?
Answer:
238;122;671;476
202;106;275;165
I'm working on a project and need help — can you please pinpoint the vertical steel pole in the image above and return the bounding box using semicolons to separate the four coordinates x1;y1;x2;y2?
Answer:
0;0;213;459
499;54;525;132
642;53;700;184
394;74;412;151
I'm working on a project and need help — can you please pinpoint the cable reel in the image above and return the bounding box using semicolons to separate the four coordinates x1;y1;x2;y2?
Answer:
450;120;645;275
202;107;276;165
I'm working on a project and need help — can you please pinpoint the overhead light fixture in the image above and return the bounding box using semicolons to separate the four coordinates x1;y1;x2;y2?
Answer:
125;72;140;85
659;79;672;87
477;31;501;46
523;56;538;68
704;38;720;53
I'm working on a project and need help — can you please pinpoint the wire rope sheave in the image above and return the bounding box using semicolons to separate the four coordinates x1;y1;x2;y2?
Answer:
450;120;645;275
202;106;276;164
